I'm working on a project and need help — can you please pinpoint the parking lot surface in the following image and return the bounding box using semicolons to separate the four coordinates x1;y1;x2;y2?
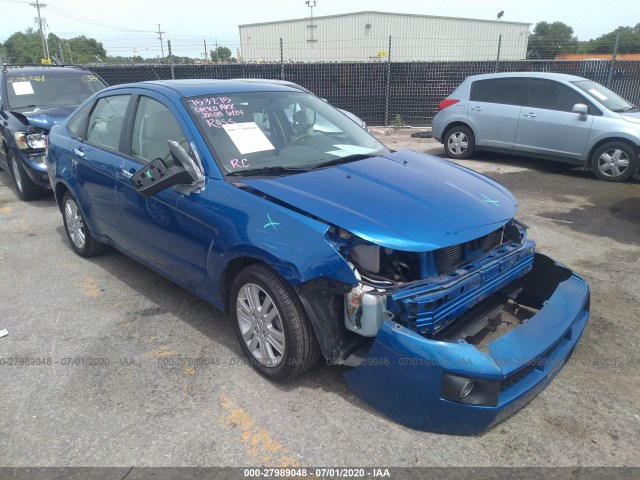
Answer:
1;130;639;467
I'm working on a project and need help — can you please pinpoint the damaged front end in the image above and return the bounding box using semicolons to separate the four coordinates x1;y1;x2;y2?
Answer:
298;219;589;435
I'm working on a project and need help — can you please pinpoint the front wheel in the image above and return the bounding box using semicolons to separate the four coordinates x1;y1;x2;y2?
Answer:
591;142;638;182
443;125;475;159
61;192;108;257
231;264;320;381
9;150;46;200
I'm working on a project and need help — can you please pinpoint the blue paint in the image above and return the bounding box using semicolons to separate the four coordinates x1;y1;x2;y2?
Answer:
48;79;590;434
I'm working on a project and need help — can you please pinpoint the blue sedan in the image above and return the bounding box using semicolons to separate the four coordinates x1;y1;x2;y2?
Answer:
47;80;590;434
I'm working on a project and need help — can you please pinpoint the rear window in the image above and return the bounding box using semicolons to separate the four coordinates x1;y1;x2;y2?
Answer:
470;78;526;106
5;72;105;110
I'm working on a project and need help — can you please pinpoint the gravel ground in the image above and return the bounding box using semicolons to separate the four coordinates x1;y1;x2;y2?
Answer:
0;130;639;468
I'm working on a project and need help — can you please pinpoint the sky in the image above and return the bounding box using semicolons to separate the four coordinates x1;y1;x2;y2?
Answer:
0;0;637;59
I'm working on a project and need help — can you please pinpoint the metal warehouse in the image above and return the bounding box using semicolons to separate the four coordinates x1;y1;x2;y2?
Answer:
239;11;530;62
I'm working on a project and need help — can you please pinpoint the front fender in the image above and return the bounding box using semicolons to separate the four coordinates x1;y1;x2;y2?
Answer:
205;182;357;306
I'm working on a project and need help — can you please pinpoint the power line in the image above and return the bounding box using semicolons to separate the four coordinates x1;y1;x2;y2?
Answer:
46;5;155;33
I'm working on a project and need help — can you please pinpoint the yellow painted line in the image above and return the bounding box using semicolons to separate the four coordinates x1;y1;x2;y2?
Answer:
79;275;101;297
148;346;176;357
218;394;300;467
0;206;11;214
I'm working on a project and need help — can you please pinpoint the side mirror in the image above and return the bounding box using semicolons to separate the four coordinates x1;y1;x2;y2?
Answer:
131;157;192;197
130;140;206;197
572;103;589;120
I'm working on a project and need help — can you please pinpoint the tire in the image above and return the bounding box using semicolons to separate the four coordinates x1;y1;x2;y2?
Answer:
9;149;46;200
590;141;638;182
230;264;320;381
443;125;475;159
61;192;108;257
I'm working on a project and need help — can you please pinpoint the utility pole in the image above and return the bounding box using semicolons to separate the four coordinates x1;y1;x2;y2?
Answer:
66;42;74;64
30;0;48;61
204;39;208;62
167;40;175;79
212;38;219;62
58;41;65;64
156;24;165;61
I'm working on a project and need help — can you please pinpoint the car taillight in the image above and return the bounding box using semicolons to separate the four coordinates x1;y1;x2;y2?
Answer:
438;99;460;111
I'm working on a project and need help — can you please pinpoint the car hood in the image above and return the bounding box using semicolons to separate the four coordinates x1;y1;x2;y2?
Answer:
243;149;518;251
11;105;77;131
621;111;640;125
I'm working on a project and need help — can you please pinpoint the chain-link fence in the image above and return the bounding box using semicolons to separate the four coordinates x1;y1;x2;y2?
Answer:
88;59;640;127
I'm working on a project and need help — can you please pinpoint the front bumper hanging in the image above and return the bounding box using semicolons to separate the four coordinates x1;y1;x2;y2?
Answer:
343;253;590;435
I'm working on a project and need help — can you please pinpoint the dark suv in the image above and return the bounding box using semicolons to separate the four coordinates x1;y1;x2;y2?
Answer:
0;66;106;199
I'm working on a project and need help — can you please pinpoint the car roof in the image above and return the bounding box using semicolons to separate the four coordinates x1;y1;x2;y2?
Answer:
465;72;587;82
101;79;306;97
2;65;96;76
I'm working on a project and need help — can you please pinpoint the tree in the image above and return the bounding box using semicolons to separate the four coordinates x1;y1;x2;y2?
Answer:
579;25;640;54
210;46;233;62
2;28;43;64
0;29;108;64
527;21;578;59
67;35;107;64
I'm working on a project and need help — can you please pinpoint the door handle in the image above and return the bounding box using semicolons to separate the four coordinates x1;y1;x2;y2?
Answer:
120;169;133;179
523;112;537;118
470;106;483;112
73;147;85;157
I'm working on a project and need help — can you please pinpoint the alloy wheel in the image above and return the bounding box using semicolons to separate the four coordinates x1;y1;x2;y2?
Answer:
64;199;86;250
11;156;23;193
236;283;285;367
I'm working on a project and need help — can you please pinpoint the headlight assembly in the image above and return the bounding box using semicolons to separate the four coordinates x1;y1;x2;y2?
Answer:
14;132;47;150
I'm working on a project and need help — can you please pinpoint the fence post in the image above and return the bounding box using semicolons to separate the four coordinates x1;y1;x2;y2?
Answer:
495;34;502;73
385;35;391;127
280;37;284;80
606;32;621;88
168;40;175;80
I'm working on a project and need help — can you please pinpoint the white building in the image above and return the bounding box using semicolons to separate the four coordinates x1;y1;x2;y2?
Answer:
239;11;530;63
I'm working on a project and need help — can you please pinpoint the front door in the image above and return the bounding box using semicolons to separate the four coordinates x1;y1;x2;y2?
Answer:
116;94;212;296
514;79;594;161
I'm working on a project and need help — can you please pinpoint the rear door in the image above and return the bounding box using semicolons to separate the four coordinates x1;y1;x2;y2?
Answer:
514;79;595;161
468;77;525;150
73;94;132;241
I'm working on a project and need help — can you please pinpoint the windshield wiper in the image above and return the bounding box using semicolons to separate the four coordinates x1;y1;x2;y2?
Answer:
613;105;639;112
226;165;309;177
311;153;373;169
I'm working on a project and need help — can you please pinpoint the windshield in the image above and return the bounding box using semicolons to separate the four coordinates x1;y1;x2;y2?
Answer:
6;72;106;110
572;80;636;112
184;91;388;176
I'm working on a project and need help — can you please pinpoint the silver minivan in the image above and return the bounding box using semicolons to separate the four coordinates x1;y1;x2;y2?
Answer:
432;72;640;182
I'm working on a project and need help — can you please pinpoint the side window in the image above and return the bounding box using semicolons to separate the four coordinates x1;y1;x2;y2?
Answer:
470;78;525;106
67;102;93;140
131;96;188;165
527;79;599;114
86;95;130;150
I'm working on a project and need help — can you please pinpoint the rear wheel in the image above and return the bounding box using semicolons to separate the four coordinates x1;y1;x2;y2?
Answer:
61;192;108;257
444;125;475;159
231;264;320;381
9;149;46;200
591;141;638;182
